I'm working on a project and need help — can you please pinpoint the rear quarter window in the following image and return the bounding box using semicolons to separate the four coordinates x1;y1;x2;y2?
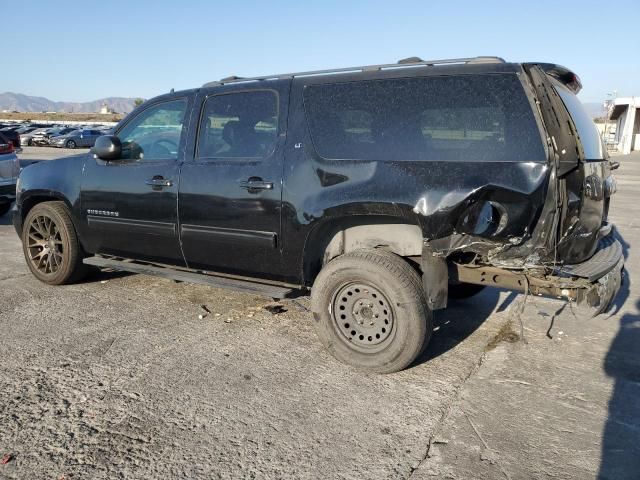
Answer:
553;82;605;160
303;74;546;162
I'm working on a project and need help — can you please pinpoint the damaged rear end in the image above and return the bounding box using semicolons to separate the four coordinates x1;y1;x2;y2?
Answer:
429;63;622;314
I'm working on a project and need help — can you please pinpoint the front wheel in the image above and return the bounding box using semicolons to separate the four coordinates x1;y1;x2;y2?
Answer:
66;140;76;149
22;201;88;285
311;249;432;374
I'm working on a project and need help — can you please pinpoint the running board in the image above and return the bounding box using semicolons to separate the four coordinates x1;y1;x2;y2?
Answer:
83;256;297;299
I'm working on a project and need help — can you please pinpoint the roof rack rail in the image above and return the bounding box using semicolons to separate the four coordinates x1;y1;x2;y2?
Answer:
203;56;506;87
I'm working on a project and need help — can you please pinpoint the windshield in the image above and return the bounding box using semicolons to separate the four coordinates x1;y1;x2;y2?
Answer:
553;82;604;160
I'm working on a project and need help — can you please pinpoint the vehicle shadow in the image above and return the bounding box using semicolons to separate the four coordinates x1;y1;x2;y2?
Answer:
599;295;640;479
599;229;638;479
81;268;133;284
412;286;503;366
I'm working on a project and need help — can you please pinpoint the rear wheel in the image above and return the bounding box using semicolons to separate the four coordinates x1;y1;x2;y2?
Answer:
311;249;432;374
22;201;88;285
66;140;76;149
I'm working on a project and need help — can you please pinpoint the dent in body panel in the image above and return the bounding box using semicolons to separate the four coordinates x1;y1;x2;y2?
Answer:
409;161;550;258
556;160;610;263
283;156;551;284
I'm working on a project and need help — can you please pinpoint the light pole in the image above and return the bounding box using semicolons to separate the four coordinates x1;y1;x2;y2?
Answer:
603;90;617;148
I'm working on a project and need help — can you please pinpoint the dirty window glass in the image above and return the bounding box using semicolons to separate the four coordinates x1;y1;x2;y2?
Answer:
303;74;546;162
197;91;278;159
117;99;187;161
553;83;604;160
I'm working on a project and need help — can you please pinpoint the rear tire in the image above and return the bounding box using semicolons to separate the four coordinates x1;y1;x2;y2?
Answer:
22;201;88;285
448;283;485;299
311;249;432;374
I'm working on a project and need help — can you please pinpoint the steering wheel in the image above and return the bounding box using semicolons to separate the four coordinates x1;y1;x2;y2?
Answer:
148;138;179;158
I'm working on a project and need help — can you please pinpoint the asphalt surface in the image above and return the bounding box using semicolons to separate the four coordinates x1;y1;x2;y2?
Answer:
0;148;638;479
18;146;86;166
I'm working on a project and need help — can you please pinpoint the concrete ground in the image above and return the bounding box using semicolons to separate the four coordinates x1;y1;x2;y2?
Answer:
0;149;638;479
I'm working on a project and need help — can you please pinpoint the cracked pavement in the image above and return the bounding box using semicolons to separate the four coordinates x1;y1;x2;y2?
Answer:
0;149;638;479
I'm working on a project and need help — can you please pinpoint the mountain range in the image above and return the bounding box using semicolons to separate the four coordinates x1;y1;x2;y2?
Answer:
0;92;140;114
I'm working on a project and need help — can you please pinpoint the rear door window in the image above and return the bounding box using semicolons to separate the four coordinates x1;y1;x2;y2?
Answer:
303;74;546;162
197;90;278;160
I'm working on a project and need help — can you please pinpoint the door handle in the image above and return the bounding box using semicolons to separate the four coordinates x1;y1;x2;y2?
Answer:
145;177;173;187
239;177;274;191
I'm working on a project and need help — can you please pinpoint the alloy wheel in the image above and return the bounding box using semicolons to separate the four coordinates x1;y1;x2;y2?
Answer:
26;214;64;275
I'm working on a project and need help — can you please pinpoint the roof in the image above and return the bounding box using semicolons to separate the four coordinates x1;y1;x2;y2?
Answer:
202;56;508;88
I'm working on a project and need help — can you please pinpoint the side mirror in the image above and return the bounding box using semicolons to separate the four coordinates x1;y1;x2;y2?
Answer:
93;135;122;160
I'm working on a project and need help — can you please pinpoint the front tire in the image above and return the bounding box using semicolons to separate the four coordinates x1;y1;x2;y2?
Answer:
22;201;88;285
66;140;76;149
311;249;432;374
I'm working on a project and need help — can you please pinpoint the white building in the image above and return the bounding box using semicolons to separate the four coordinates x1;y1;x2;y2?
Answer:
609;97;640;154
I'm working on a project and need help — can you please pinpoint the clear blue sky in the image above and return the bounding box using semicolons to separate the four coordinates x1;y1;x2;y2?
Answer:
4;0;639;105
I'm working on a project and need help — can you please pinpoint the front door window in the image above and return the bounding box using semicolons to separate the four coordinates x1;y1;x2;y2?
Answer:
117;100;188;161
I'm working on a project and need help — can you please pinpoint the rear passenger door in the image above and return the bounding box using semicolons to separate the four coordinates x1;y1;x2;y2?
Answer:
178;82;290;280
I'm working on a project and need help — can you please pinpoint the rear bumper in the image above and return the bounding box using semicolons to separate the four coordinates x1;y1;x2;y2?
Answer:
561;231;624;313
452;230;624;315
577;256;623;313
559;233;622;282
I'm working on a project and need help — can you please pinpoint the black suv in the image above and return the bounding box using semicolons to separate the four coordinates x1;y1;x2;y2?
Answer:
12;56;623;373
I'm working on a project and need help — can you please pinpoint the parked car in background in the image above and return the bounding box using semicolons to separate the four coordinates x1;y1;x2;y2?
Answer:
51;129;104;148
20;128;50;146
34;127;75;146
14;125;44;135
0;129;21;150
0;132;19;216
0;125;23;132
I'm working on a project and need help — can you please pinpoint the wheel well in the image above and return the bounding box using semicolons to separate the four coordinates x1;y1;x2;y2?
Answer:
20;196;72;230
303;217;423;285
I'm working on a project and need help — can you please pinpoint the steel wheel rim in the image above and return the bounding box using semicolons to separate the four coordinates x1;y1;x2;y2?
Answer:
331;282;395;352
26;215;64;275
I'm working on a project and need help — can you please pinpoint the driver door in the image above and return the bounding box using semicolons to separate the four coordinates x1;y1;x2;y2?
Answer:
79;95;193;266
